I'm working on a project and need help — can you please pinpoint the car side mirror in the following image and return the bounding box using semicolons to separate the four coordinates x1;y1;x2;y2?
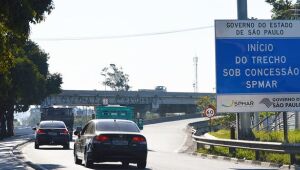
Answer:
32;127;37;131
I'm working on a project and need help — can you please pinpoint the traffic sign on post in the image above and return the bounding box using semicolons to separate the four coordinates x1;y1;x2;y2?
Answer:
215;20;300;113
205;106;215;118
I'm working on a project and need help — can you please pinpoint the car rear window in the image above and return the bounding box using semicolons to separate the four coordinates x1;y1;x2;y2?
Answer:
40;122;66;128
96;121;139;132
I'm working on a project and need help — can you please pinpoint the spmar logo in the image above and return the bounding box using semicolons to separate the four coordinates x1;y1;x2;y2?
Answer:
222;100;254;107
259;98;273;108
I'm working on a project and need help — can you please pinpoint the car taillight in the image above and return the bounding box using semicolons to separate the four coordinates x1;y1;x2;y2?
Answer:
95;135;110;142
60;129;69;135
132;136;146;143
37;129;46;134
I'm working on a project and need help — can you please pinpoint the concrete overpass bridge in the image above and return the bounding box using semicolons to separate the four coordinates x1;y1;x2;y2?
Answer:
41;90;215;115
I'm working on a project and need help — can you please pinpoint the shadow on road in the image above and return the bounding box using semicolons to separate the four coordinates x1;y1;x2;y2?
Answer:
35;164;66;169
83;163;152;170
36;147;72;150
231;168;279;170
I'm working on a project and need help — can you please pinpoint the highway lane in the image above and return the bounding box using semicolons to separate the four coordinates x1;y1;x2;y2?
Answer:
21;118;278;170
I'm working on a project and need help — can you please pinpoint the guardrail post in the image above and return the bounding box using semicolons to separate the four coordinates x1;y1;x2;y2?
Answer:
290;154;296;165
255;150;260;161
196;142;204;151
229;126;236;156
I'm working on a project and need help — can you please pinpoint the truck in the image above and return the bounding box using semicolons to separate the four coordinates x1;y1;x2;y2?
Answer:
95;105;144;130
138;86;167;92
40;107;74;140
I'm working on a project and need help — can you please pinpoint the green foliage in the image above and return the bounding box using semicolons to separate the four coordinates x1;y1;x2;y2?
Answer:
236;149;255;160
259;112;276;119
0;0;55;136
46;73;63;95
22;41;49;76
211;129;300;143
11;57;46;110
8;41;62;111
212;113;236;129
266;0;295;19
202;129;300;164
255;130;283;142
101;64;130;91
0;40;62;137
0;0;54;73
265;152;290;164
196;95;216;113
210;129;231;139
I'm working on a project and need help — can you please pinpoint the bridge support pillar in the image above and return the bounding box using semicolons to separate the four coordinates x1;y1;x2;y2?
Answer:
236;0;253;140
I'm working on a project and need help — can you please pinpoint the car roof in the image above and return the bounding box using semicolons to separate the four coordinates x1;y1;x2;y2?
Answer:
40;120;65;124
90;119;135;124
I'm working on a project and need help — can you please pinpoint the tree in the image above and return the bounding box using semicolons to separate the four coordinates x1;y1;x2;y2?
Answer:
266;0;295;19
0;1;56;137
0;41;62;137
0;0;54;73
101;64;130;91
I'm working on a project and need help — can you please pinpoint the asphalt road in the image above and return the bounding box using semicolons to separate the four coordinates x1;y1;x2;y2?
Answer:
21;118;278;170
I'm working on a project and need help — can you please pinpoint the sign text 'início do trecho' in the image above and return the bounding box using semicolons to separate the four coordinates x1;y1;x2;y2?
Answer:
215;20;300;113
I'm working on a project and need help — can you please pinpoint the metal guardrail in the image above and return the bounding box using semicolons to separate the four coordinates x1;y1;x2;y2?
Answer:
144;113;203;125
192;135;300;154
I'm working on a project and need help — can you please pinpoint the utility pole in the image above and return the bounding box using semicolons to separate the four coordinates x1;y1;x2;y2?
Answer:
193;56;198;92
236;0;252;140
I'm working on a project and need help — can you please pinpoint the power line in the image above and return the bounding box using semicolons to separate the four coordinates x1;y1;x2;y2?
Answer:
32;25;213;41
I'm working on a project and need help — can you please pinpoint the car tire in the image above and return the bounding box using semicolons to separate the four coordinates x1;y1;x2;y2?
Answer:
63;143;70;149
84;150;93;168
137;160;146;169
34;142;39;149
122;161;129;167
74;149;82;165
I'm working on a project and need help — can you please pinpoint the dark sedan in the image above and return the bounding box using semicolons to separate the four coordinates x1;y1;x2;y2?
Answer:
33;120;70;149
73;119;147;169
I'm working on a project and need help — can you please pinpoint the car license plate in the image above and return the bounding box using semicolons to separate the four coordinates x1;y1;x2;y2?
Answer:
112;140;128;145
48;132;57;136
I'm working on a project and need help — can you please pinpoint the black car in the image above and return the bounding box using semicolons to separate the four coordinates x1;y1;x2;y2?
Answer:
73;119;147;169
33;120;70;149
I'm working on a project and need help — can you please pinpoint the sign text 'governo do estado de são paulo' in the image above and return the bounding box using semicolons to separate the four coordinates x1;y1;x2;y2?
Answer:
216;20;300;113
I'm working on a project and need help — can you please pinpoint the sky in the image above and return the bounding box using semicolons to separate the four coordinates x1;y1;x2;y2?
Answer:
29;0;274;93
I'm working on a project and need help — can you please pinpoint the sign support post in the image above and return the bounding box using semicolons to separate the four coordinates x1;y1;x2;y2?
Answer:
283;112;288;143
283;111;295;164
209;117;212;132
237;0;252;140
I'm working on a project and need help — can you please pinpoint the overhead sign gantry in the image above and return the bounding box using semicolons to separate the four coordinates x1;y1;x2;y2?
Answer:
215;20;300;112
